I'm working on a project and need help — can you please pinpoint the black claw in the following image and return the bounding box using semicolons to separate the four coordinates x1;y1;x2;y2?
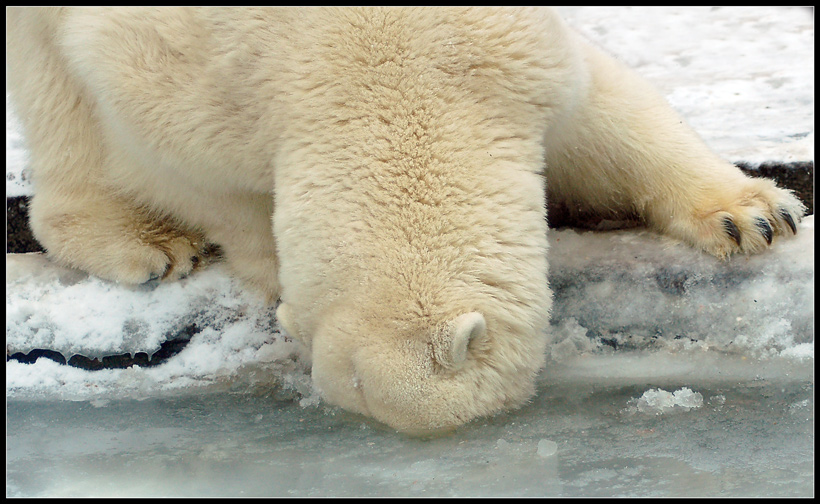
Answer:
158;262;172;280
755;217;773;245
780;209;797;234
723;217;741;246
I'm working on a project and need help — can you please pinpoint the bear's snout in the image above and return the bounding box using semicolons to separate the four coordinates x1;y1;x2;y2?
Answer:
304;311;522;434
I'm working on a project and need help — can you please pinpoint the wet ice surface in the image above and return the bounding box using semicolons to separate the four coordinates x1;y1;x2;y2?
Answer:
6;380;813;497
5;6;815;498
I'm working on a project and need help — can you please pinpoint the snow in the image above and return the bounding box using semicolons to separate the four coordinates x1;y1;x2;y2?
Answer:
557;6;814;165
5;6;814;498
6;215;814;401
5;94;30;197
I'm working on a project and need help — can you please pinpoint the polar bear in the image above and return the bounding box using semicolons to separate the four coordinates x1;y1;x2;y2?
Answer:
7;7;804;433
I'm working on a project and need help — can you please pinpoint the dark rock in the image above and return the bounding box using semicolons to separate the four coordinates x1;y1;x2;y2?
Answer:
6;164;814;253
736;161;814;215
6;197;44;254
7;349;67;365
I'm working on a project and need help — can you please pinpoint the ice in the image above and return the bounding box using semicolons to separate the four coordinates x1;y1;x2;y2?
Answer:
626;387;704;415
546;217;814;364
6;380;813;497
6;254;316;402
536;439;559;458
5;6;814;498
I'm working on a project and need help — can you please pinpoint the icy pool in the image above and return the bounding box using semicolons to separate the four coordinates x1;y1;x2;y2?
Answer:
7;369;813;497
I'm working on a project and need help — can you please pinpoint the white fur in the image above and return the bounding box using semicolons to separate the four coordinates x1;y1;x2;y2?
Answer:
7;7;804;433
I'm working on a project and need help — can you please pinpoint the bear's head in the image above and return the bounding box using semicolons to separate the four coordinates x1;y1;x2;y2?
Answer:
276;280;549;434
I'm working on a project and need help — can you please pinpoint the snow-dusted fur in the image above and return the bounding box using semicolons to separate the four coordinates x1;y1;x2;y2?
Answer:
7;7;804;433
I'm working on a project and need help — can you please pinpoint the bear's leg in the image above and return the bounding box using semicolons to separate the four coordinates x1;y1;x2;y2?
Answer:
8;8;209;284
27;191;210;284
196;192;281;303
544;32;805;258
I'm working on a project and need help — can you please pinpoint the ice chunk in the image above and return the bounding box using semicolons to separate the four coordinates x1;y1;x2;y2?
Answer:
628;387;704;415
536;439;558;458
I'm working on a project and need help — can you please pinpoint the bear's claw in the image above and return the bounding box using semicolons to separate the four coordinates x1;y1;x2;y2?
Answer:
755;217;773;245
722;211;797;252
723;217;742;246
780;208;798;234
703;181;805;257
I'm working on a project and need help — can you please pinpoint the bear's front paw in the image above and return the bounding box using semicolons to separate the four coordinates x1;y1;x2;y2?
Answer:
129;228;216;283
670;177;805;258
34;206;217;285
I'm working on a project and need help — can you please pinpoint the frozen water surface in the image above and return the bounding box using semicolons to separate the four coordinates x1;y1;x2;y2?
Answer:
6;379;813;497
5;6;814;498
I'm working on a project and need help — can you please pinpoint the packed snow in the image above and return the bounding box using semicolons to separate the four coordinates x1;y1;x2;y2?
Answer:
6;6;814;498
6;215;815;400
557;6;814;165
